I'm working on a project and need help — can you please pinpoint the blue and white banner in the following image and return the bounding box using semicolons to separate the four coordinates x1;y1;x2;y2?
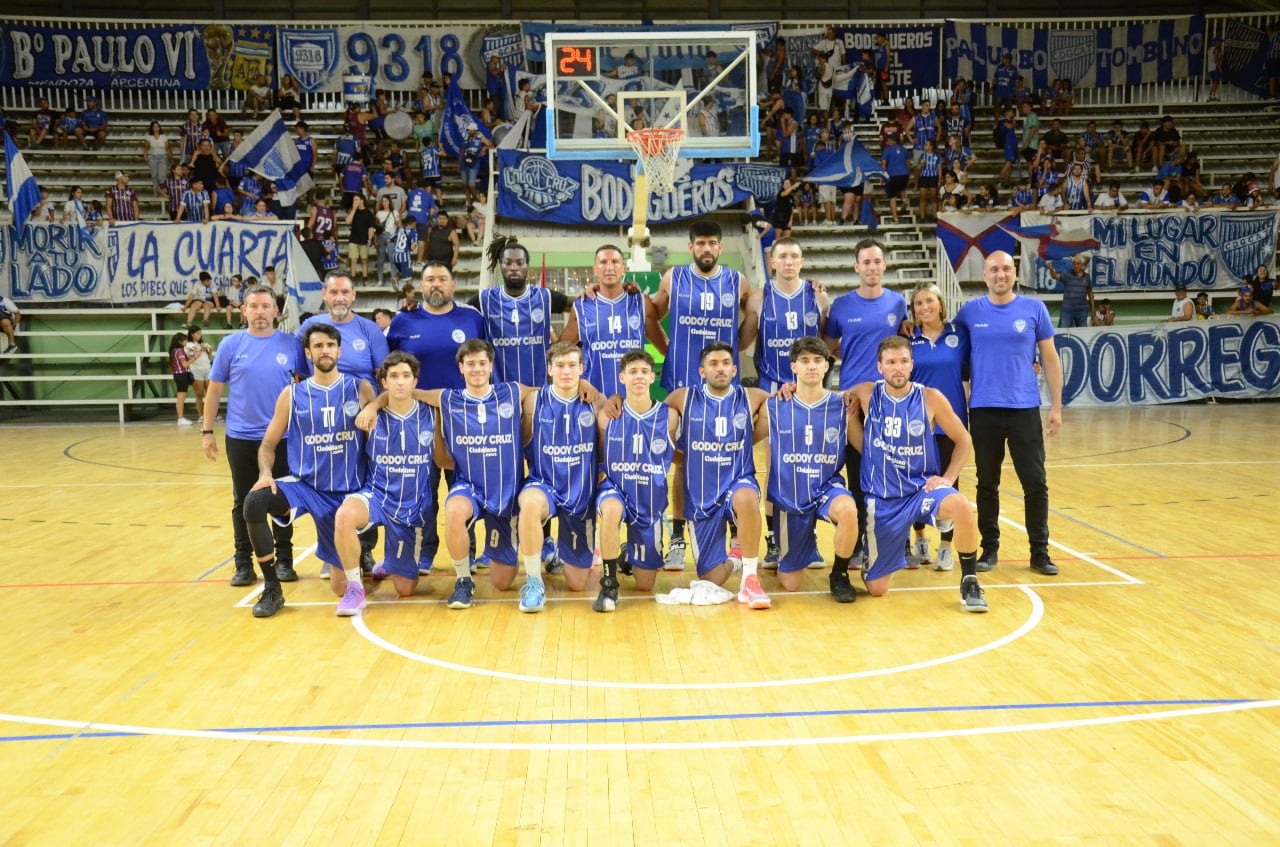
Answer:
1218;19;1269;98
1019;210;1278;293
0;22;271;90
1;221;322;313
496;151;784;226
275;24;491;93
944;17;1204;90
1056;317;1280;406
936;211;1019;280
833;25;941;91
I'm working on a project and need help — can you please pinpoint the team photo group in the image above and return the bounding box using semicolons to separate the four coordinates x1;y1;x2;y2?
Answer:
203;219;1062;621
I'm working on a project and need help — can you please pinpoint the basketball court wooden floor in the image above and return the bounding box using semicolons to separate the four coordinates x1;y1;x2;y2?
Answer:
0;403;1277;846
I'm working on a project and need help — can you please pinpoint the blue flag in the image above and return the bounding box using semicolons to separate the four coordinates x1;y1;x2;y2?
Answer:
806;139;887;187
439;79;493;159
3;129;42;229
227;110;314;206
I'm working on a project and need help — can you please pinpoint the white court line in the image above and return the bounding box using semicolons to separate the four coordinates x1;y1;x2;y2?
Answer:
232;544;319;608
0;698;1275;753
350;586;1045;690
0;481;226;489
998;514;1143;585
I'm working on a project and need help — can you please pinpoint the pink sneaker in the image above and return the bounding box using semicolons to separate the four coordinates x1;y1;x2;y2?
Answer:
729;536;743;561
737;573;771;610
336;582;367;617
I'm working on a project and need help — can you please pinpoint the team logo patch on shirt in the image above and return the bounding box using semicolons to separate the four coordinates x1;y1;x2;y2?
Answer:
628;314;642;330
344;401;361;416
275;353;289;365
720;292;736;309
577;409;596;427
352;338;366;351
651;438;668;454
451;329;466;343
945;334;959;347
1014;319;1027;333
418;429;432;445
733;412;748;430
908;420;927;437
805;311;819;327
531;308;545;323
497;402;514;419
886;314;897;327
825;426;839;444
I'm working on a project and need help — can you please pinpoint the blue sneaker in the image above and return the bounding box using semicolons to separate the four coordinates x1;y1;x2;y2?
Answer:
472;550;490;573
447;577;475;609
541;537;563;574
519;580;546;613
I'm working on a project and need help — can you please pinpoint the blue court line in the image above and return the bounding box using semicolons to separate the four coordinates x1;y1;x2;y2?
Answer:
0;698;1256;743
195;557;233;582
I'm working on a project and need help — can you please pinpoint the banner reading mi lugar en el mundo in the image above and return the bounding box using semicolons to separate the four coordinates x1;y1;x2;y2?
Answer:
1;221;322;313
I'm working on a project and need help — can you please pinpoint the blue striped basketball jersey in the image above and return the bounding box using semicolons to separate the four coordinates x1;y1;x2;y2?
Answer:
766;392;846;512
574;291;646;395
678;385;755;519
418;145;441;179
479;287;552;386
918;151;942;179
365;400;436;525
601;401;673;524
525;385;598;516
285;374;368;494
663;264;743;392
1064;175;1089;210
754;280;822;391
860;382;939;500
441;382;522;515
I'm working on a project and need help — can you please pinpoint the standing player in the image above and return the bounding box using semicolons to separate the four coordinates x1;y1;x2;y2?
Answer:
337;351;438;600
740;236;830;569
846;336;987;611
473;237;571;386
514;343;602;612
594;349;679;613
299;271;391;576
652;221;754;569
242;325;374;618
666;342;771;609
386;262;484;573
954;250;1063;576
823;237;909;578
755;337;861;602
201;285;301;587
560;243;667;396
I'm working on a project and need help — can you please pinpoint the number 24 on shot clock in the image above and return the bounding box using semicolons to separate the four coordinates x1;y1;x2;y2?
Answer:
557;45;598;78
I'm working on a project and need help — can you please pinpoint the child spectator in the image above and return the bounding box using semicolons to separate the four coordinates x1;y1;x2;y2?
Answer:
223;274;244;326
1094;299;1116;326
184;325;215;422
168;331;194;426
1194;293;1215;320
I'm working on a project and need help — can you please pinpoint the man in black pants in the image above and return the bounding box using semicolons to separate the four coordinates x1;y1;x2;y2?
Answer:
201;286;302;586
953;250;1064;575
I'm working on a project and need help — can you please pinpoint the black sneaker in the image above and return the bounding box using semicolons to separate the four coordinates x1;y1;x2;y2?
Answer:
829;570;856;603
975;549;998;572
1029;556;1059;576
276;561;299;582
229;565;257;587
592;577;619;613
620;560;634;577
960;575;988;613
360;549;375;576
252;583;284;618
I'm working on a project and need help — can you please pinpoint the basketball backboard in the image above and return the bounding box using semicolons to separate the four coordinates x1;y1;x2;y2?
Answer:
543;30;759;160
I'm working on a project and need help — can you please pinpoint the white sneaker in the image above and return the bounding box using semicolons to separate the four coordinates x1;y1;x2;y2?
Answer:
913;537;931;564
664;537;687;571
933;546;954;571
177;418;193;426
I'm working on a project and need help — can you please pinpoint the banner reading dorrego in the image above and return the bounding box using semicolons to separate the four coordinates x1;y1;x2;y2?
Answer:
1;220;322;314
1054;316;1280;406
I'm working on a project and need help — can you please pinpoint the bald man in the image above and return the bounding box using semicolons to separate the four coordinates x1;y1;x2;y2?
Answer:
953;251;1063;576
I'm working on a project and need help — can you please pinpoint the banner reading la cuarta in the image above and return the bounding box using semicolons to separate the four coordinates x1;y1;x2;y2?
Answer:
944;16;1204;91
1;220;322;314
1055;317;1280;406
0;22;273;90
496;151;784;227
1018;209;1278;293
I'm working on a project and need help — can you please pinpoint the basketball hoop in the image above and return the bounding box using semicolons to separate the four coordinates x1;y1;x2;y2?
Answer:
626;127;685;195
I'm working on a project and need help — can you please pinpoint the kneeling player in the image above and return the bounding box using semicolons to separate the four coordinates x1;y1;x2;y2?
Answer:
756;337;861;602
335;352;438;600
847;336;987;611
594;349;679;612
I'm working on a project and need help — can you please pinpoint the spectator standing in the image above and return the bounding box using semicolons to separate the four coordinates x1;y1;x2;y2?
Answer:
345;195;376;282
203;108;230;158
142;121;174;191
1047;255;1095;328
105;172;140;225
425;209;460;270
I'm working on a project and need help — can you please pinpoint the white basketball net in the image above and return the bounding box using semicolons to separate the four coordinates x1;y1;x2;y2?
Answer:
627;128;685;196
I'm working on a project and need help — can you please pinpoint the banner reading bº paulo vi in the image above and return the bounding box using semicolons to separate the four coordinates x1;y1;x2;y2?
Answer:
1054;317;1280;406
1;221;322;314
495;151;784;227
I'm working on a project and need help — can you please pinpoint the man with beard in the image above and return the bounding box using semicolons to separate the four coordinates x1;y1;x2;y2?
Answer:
386;262;484;573
471;236;571;386
299;271;391;577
